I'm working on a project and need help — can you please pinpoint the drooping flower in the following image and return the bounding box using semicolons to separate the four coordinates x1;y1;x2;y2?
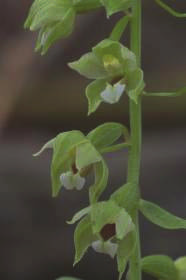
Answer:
69;39;144;114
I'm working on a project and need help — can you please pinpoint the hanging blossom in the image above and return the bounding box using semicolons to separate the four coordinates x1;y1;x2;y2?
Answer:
69;39;140;114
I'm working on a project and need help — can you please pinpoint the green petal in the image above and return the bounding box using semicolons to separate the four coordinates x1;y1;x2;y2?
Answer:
86;79;107;115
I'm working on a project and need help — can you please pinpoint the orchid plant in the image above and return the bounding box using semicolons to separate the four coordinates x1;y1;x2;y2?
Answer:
24;1;186;280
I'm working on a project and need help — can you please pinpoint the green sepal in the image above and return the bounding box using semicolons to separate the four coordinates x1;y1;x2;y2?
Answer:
69;53;108;79
175;256;186;280
33;138;55;157
86;79;107;115
110;15;130;41
139;199;186;230
117;231;136;280
87;122;129;151
89;159;109;204
143;86;186;97
141;255;178;280
74;215;96;265
67;206;91;224
127;68;145;103
100;0;132;17
90;200;134;240
76;141;102;170
110;183;139;217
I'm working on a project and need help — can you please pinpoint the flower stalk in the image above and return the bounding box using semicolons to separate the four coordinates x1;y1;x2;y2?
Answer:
127;0;142;279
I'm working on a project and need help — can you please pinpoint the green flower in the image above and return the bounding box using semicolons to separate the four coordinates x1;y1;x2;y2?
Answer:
70;200;136;279
24;0;76;55
69;39;144;113
175;257;186;280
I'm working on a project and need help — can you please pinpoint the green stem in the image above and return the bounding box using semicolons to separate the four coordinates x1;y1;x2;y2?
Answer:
127;1;142;280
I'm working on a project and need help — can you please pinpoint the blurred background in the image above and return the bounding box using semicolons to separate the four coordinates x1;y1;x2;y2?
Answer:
0;1;186;279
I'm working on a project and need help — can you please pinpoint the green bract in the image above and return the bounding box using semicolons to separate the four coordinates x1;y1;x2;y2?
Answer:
69;39;144;113
24;0;76;55
71;200;136;279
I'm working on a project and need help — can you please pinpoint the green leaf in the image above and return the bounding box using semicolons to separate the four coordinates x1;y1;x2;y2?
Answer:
117;231;136;280
141;255;178;280
33;138;55;157
110;183;139;216
127;68;145;103
76;141;102;170
143;86;186;97
51;131;86;196
110;15;130;41
101;0;132;17
90;200;134;240
56;277;81;280
89;159;109;204
74;216;96;265
86;79;107;115
139;199;186;230
67;206;91;224
175;256;186;280
87;122;129;150
68;53;108;79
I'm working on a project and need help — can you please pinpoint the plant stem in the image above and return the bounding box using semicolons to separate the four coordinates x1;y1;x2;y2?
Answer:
127;1;142;280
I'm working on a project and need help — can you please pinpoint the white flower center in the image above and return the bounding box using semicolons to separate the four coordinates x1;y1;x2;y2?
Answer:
60;171;85;191
91;240;118;258
101;81;126;104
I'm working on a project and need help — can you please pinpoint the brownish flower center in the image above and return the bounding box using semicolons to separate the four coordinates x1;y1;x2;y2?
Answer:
100;223;116;241
72;163;78;174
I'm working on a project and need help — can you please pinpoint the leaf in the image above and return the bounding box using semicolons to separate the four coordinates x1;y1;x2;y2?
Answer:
89;159;109;204
143;86;186;97
68;53;108;79
175;256;186;280
90;200;134;240
67;206;91;224
51;131;86;196
56;277;82;280
101;0;132;17
76;141;102;170
87;122;129;150
110;183;139;216
139;199;186;230
74;216;96;265
141;255;178;280
85;79;107;115
117;231;136;280
110;15;130;41
127;68;145;103
33;138;55;157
